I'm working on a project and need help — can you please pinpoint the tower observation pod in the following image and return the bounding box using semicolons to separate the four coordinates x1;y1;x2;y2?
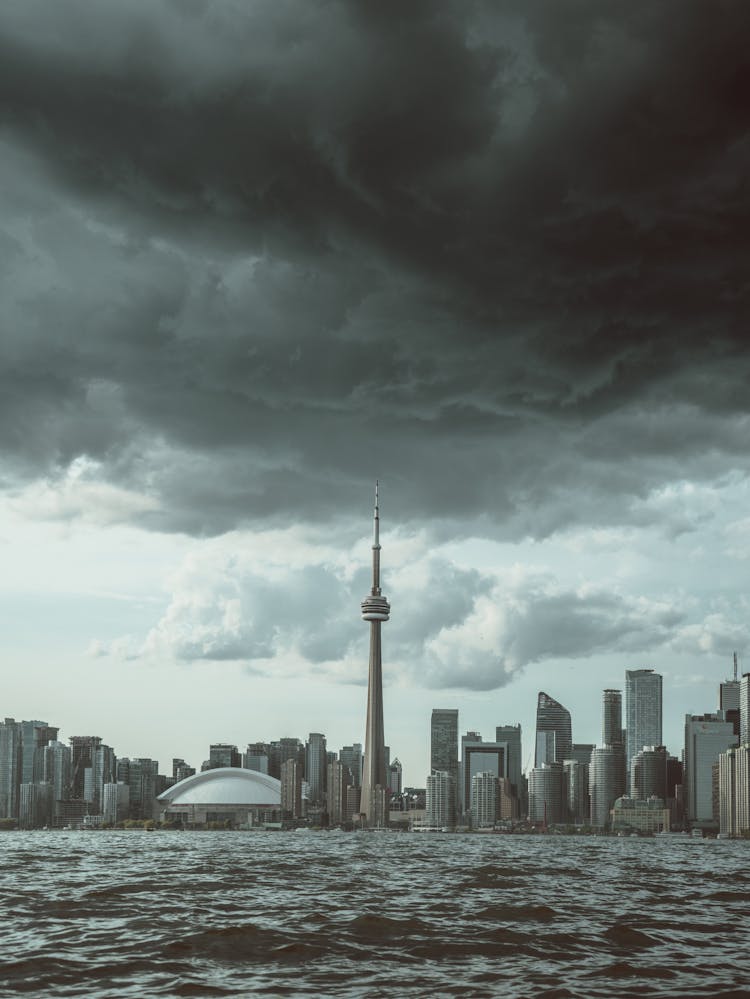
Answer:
359;481;390;827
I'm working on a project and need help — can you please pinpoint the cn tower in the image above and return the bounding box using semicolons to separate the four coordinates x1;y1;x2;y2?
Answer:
360;481;390;827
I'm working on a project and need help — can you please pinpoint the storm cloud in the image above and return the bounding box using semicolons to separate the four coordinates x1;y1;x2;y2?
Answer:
1;1;749;711
1;0;748;538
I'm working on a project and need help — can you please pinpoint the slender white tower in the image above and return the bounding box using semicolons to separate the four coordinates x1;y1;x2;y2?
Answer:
360;481;390;827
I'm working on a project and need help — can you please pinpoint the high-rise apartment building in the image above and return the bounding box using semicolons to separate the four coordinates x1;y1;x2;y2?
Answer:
684;713;737;827
719;744;750;837
461;737;506;814
602;690;623;746
589;745;626;828
630;745;668;801
326;760;351;826
495;724;522;793
740;673;750;746
269;738;304;781
124;758;159;820
0;719;23;819
243;743;270;773
470;772;497;828
19;721;58;785
528;762;563;825
563;759;587;823
625;669;662;770
280;758;303;821
305;733;327;804
425;770;455;829
431;710;458;824
535;692;572;766
69;736;103;801
431;710;458;785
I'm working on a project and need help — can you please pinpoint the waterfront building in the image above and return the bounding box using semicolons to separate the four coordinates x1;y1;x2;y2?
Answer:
280;757;303;821
528;762;563;825
360;483;390;827
19;721;58;785
0;719;23;819
497;777;519;821
326;760;351;826
69;736;103;802
431;710;458;781
569;743;594;819
19;782;53;829
562;759;587;824
625;669;662;771
684;713;737;828
589;745;626;828
470;771;497;828
431;709;458;810
122;758;159;820
630;745;668;801
339;744;362;788
102;782;130;825
495;724;522;793
40;740;71;806
610;796;670;834
602;690;623;746
741;673;750;746
461;737;506;815
535;692;572;766
719;745;750;837
425;770;455;829
305;733;327;804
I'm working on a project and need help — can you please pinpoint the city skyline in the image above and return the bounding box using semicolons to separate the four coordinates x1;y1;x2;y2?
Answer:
1;3;749;786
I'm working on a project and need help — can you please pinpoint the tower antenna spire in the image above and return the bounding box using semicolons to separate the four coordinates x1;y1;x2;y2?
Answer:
733;651;738;682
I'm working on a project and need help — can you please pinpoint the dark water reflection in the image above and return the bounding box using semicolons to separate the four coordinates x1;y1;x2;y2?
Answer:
1;831;748;997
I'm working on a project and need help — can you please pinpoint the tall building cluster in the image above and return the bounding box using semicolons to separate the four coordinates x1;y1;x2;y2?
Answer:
3;493;750;836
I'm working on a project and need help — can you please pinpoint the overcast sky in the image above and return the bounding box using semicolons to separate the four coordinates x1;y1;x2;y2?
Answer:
1;0;748;783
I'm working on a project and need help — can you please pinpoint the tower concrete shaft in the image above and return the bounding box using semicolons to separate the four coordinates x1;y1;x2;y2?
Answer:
360;482;390;826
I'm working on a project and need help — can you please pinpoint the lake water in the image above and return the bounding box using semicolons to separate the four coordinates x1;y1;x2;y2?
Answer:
1;830;748;997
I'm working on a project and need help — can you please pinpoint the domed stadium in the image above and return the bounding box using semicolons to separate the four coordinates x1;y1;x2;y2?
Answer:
157;767;283;828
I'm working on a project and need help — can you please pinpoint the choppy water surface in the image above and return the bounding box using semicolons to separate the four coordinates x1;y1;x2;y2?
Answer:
1;831;748;998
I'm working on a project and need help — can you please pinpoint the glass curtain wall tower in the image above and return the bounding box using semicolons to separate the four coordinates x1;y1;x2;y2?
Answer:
360;483;390;827
625;669;663;771
535;692;572;766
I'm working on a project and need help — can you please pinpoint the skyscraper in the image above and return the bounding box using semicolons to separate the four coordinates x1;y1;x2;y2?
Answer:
0;719;22;820
461;738;506;814
625;669;662;770
431;709;458;784
495;724;522;794
535;692;572;766
528;762;563;825
305;733;327;804
589;746;626;828
360;483;390;827
425;770;455;829
602;690;623;746
740;673;750;746
684;713;737;827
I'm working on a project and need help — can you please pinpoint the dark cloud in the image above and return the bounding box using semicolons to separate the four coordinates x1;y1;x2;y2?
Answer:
0;0;748;537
